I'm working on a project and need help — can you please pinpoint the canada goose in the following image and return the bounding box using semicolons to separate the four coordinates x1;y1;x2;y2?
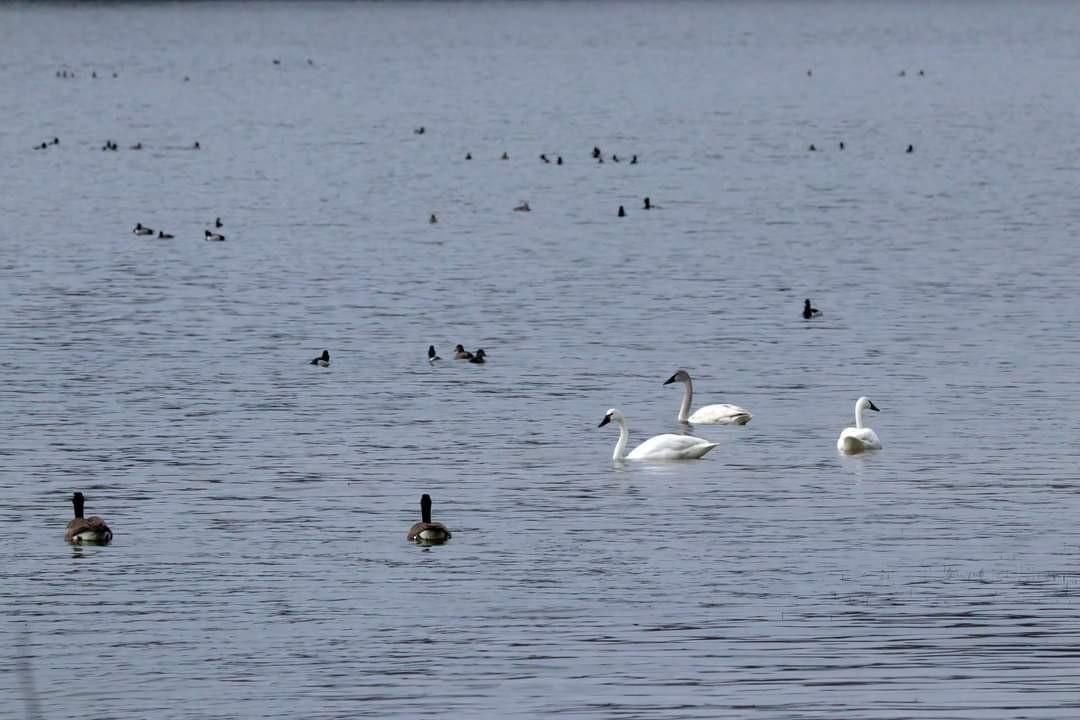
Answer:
52;137;59;145
453;344;473;360
215;217;223;228
465;152;472;160
428;345;440;362
130;142;143;150
193;141;200;150
630;154;637;164
310;349;330;367
513;201;531;212
592;146;601;158
468;348;486;364
205;229;225;242
158;231;174;239
500;152;508;160
407;494;451;544
540;153;549;163
65;492;113;545
133;223;154;236
556;156;563;165
803;299;822;319
643;197;652;210
906;144;914;153
809;144;817;152
429;213;438;224
617;206;626;217
414;126;425;135
839;142;845;150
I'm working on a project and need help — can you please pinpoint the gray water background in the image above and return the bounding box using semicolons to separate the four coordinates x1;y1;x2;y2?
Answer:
3;1;1080;718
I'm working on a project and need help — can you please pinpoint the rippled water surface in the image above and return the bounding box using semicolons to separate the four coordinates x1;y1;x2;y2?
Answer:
4;1;1080;718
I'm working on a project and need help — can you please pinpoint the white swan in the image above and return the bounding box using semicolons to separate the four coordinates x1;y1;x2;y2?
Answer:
837;396;882;453
598;408;717;461
663;369;752;425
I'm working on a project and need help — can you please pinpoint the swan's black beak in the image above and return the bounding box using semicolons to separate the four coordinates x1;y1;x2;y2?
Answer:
663;374;677;385
598;415;611;427
868;401;880;412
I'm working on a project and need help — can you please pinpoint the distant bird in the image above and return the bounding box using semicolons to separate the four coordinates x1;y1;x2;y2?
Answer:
414;126;425;135
556;156;563;165
133;223;154;236
130;142;143;150
906;144;914;153
51;137;59;145
91;71;97;78
407;494;451;544
158;231;174;239
540;153;549;163
612;154;620;162
214;217;223;228
64;492;112;545
428;345;440;363
898;70;906;77
500;151;509;160
205;229;225;242
272;59;281;65
803;299;822;319
597;156;604;164
513;201;531;212
34;143;46;150
592;146;601;159
918;69;925;76
630;154;637;164
465;152;472;160
839;141;845;150
807;69;813;76
307;59;315;66
469;348;487;364
310;349;330;367
429;213;438;224
453;344;473;360
617;206;626;217
808;144;817;152
643;197;652;210
193;141;200;150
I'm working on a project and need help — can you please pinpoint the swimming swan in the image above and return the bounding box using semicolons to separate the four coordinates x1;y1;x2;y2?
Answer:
837;396;882;454
598;408;717;461
663;369;752;425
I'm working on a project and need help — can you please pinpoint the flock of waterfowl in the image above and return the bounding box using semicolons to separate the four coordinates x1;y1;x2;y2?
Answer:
61;296;879;549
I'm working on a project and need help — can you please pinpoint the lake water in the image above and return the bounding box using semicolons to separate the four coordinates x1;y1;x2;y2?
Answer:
4;1;1080;718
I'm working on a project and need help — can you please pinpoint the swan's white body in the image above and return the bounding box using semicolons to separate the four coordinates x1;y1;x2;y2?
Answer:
837;397;882;454
599;409;717;461
664;370;751;425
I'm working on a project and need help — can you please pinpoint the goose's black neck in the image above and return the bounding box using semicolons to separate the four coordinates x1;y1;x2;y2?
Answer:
73;492;85;519
421;494;432;524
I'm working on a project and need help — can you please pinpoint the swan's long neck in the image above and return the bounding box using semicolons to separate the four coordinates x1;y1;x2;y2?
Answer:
613;418;629;461
677;379;694;422
854;402;865;430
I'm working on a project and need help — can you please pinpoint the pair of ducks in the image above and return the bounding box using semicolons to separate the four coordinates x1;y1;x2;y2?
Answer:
618;198;659;216
133;223;174;239
34;137;60;150
63;491;450;547
428;345;486;364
